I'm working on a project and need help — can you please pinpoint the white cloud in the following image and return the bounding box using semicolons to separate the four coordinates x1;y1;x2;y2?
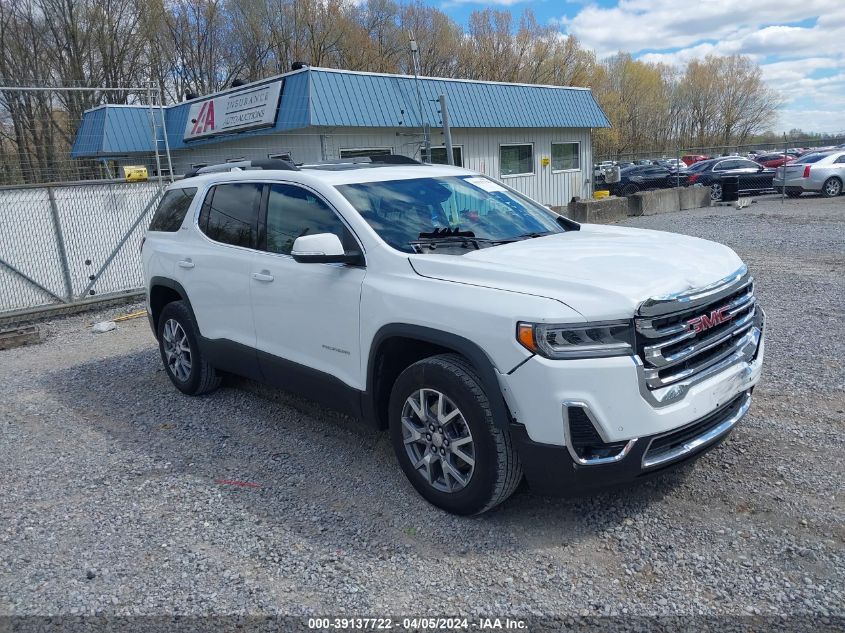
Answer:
778;109;845;135
560;0;843;58
558;0;845;133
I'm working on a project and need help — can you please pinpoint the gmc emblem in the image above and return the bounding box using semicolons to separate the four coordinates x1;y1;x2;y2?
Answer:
688;306;732;333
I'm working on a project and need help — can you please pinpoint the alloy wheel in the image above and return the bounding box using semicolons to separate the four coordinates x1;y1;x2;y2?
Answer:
401;388;475;493
824;179;841;197
711;183;723;200
162;318;192;382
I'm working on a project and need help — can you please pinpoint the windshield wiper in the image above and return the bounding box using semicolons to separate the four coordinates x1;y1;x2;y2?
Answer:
409;235;515;251
410;228;515;251
516;231;554;240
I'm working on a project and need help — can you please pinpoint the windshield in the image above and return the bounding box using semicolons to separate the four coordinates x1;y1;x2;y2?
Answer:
336;176;563;253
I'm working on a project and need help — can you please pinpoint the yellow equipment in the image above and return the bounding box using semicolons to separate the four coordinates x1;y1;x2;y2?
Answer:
123;166;148;182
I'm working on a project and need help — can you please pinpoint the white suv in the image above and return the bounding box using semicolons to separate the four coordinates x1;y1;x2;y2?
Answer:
142;157;765;515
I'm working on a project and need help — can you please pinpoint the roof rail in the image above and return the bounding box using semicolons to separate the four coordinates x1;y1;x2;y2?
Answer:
369;154;421;165
184;158;299;178
298;154;422;169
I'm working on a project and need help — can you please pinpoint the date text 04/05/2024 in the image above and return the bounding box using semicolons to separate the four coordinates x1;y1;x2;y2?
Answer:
306;617;527;630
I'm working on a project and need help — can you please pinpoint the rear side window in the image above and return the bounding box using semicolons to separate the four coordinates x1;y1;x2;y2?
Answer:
199;183;262;248
264;184;355;255
795;153;831;164
149;188;197;232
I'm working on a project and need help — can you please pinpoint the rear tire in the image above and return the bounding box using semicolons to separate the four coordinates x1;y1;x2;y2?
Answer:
388;354;522;515
710;182;723;201
157;300;221;396
821;177;842;198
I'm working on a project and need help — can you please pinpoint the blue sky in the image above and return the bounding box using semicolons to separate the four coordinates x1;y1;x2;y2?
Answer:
433;0;844;134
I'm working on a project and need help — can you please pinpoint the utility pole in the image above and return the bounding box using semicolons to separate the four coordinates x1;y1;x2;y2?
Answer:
782;133;787;205
409;33;430;163
439;94;454;166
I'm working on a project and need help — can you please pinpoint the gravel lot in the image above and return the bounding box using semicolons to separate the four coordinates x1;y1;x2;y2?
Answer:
1;194;843;625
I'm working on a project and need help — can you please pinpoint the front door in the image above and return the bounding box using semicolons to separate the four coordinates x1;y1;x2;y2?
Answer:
250;182;366;403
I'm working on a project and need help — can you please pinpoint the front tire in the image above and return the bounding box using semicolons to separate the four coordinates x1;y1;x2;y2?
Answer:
388;354;522;515
157;300;221;396
821;177;842;198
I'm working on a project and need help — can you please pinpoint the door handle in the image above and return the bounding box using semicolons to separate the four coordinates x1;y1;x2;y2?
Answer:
178;259;195;269
251;271;274;282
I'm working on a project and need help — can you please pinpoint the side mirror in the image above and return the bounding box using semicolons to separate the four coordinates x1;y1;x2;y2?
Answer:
291;233;363;265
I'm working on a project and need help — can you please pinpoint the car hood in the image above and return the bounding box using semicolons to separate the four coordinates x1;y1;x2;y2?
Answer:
408;224;744;320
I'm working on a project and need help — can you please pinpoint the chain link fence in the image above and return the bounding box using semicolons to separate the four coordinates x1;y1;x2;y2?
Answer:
592;136;845;200
0;179;162;317
594;136;845;167
0;86;172;320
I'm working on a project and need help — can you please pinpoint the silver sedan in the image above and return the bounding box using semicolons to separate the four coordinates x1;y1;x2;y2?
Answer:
774;151;845;197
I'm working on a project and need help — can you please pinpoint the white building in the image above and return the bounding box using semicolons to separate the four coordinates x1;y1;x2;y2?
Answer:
73;66;610;206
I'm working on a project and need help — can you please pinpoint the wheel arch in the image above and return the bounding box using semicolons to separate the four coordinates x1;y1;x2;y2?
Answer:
823;175;843;195
364;324;512;433
148;277;194;336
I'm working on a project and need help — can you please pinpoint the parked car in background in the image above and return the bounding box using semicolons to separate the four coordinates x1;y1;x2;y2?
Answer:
594;161;614;177
655;159;687;171
681;154;709;166
754;153;794;169
686;157;775;200
606;164;687;196
774;151;845;198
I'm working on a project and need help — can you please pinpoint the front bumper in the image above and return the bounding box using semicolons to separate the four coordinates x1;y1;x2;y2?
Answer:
499;311;764;495
510;390;751;496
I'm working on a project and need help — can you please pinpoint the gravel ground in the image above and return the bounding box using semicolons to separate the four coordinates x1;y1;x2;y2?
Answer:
0;194;843;625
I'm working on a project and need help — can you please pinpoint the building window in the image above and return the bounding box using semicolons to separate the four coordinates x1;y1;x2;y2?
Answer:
340;147;392;159
430;146;463;167
500;143;534;177
551;142;580;171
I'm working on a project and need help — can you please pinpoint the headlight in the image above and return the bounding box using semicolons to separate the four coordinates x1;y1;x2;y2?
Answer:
516;320;634;359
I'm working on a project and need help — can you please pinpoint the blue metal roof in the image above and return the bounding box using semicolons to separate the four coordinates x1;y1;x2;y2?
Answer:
308;70;610;129
72;68;609;157
71;106;156;157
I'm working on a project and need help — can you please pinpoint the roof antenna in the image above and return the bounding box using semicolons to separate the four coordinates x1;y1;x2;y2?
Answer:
408;32;430;163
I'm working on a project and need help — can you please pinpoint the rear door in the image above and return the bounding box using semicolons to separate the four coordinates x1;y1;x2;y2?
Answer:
144;186;199;285
174;182;262;351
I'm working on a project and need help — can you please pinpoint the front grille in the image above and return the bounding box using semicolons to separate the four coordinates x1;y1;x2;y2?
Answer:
642;391;750;468
635;270;759;391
